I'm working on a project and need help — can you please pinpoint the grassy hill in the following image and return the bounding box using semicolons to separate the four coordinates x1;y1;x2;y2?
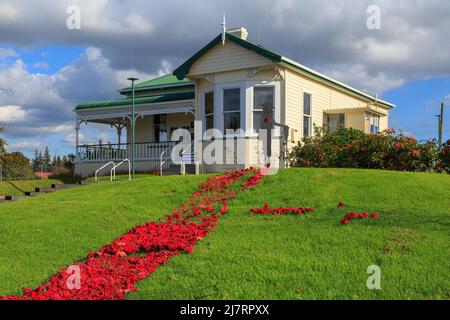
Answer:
0;179;67;196
0;169;448;299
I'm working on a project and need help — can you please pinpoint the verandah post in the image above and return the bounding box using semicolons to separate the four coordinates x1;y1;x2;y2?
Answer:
127;77;139;179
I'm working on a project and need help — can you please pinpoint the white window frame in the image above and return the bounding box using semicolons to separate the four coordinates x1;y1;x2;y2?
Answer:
200;80;281;139
325;113;345;133
246;80;281;138
252;85;275;134
215;82;246;138
202;90;215;133
222;88;241;133
200;87;217;135
369;113;380;133
303;91;313;137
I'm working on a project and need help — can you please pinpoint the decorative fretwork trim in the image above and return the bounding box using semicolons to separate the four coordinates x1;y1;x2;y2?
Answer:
76;100;195;123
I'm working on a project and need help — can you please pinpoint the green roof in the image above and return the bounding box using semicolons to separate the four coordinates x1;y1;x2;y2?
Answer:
119;74;193;94
173;32;395;109
76;92;194;110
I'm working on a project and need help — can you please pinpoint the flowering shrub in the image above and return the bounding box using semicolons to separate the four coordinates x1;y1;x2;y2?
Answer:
436;140;450;173
288;127;441;172
0;168;264;300
249;203;313;215
341;211;380;225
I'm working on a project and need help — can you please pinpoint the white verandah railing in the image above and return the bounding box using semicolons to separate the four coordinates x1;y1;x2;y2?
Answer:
76;142;177;162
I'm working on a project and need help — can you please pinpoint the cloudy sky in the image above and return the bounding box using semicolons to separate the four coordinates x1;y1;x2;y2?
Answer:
0;0;449;157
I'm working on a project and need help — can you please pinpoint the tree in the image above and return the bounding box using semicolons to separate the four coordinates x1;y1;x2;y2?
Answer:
38;151;43;171
50;153;75;177
43;146;51;172
0;127;6;154
0;152;35;180
63;154;75;170
32;149;40;171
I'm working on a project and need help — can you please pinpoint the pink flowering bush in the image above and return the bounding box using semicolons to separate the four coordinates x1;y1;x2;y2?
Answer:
436;140;450;173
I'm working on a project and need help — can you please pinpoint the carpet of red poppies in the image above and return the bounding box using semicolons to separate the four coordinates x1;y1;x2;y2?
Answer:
0;168;262;300
249;203;314;215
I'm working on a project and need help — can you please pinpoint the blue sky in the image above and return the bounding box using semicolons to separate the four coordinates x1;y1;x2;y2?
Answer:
385;77;450;142
1;0;449;159
10;46;86;75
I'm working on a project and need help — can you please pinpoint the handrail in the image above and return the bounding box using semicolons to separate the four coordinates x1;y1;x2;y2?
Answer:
111;159;131;181
95;161;115;182
180;151;198;175
160;147;172;176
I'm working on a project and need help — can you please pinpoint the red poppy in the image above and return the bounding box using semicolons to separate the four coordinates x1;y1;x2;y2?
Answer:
340;210;381;225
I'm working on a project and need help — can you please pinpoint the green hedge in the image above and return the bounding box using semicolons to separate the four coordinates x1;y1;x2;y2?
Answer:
288;127;448;173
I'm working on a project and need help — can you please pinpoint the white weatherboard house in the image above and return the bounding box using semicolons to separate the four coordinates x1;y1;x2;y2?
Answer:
74;27;394;177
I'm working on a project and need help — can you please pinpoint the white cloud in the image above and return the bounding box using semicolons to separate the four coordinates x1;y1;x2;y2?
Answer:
62;129;115;148
78;0;153;34
321;64;406;95
1;0;449;94
0;47;152;141
0;105;27;122
6;140;41;152
0;3;17;20
0;48;17;61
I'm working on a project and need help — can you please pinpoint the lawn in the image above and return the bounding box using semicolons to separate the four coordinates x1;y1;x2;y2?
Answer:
0;174;210;296
0;169;449;299
0;179;68;196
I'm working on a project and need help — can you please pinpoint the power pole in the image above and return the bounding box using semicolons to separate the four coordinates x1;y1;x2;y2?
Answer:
438;102;444;146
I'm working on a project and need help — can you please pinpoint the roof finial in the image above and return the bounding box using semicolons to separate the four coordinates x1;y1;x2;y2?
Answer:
221;12;226;45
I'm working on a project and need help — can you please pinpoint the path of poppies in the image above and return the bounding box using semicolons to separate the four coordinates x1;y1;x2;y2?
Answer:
0;168;264;300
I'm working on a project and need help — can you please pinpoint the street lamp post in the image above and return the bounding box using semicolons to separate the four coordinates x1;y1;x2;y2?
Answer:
127;77;139;179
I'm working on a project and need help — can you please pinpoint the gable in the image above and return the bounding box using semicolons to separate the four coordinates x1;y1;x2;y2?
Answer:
189;41;273;77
